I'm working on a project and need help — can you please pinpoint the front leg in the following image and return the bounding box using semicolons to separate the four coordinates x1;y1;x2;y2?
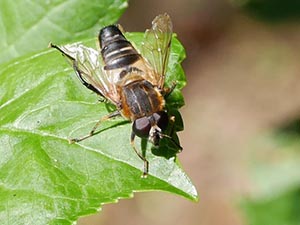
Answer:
69;110;121;143
130;132;149;178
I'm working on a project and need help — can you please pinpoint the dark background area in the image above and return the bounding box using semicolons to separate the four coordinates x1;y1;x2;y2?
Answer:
79;0;300;224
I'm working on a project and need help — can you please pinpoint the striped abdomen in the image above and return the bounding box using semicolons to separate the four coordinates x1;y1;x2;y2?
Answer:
119;79;165;120
99;25;140;70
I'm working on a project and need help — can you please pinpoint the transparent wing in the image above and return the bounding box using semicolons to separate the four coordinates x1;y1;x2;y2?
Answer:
141;13;173;89
50;43;120;105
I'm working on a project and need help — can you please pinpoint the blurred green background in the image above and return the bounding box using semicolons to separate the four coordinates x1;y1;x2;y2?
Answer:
78;0;300;224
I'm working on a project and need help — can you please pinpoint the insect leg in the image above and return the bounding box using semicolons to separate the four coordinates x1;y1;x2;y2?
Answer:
49;43;73;58
69;110;121;143
160;133;183;152
162;81;177;98
131;132;149;178
50;43;105;97
160;116;183;151
73;61;105;97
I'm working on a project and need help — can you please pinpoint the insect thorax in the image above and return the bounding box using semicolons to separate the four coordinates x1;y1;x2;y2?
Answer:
119;79;165;120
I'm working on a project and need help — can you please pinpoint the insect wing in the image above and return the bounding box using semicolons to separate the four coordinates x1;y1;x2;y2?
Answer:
52;43;120;105
141;13;173;89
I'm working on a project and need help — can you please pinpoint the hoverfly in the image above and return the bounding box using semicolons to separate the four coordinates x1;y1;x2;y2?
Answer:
50;13;182;177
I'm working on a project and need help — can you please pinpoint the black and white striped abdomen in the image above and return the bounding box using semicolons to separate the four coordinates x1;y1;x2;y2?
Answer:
99;25;140;70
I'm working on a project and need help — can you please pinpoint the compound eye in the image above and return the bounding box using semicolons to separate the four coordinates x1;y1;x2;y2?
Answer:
133;117;151;138
153;111;169;132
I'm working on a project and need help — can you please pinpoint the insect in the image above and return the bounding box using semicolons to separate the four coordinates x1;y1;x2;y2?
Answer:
50;13;182;177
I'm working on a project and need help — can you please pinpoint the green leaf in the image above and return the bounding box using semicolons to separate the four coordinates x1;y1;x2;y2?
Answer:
240;120;300;225
0;33;197;224
241;188;300;225
245;130;300;200
0;0;128;64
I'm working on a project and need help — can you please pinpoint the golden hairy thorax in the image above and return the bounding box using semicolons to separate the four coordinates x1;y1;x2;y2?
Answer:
118;79;165;121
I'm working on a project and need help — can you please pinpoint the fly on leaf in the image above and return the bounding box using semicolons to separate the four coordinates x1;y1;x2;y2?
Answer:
50;13;182;177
